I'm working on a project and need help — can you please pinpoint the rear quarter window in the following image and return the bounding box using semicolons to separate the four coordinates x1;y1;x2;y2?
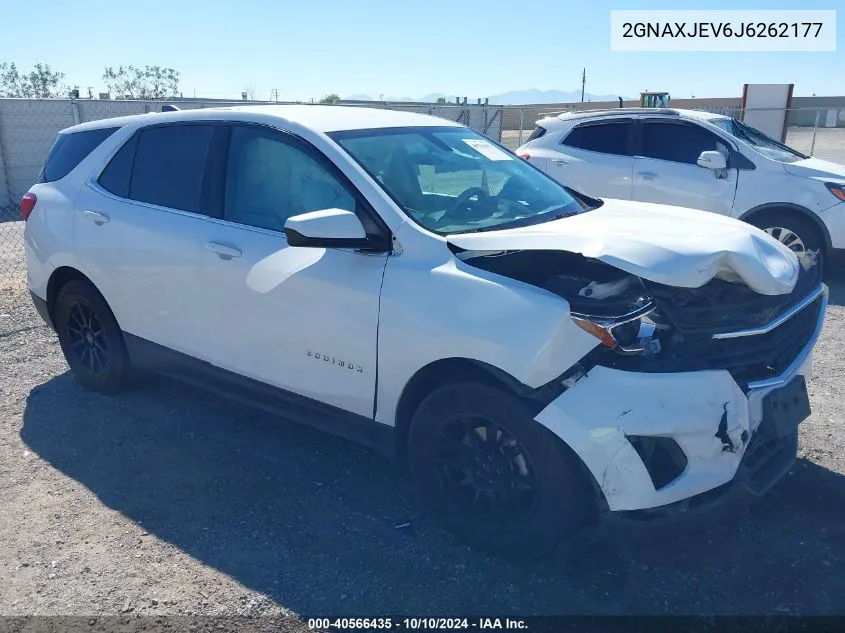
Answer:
98;133;138;198
562;120;633;156
38;127;120;183
525;126;547;142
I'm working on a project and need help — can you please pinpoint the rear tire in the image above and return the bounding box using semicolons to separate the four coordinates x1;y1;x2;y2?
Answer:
748;210;825;259
407;382;595;558
54;279;131;394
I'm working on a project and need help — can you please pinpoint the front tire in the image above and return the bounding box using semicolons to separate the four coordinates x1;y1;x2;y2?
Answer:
407;382;595;557
748;210;825;259
54;279;131;393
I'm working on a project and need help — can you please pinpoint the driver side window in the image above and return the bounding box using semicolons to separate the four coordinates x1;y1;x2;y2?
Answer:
640;121;729;165
224;126;356;232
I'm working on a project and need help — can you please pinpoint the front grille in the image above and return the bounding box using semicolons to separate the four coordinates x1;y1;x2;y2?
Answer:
590;262;825;387
666;294;823;386
645;261;822;335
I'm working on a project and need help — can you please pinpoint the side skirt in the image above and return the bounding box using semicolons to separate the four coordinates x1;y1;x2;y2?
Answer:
123;333;396;461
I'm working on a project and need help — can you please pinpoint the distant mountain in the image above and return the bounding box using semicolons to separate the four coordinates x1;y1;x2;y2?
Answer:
343;89;630;105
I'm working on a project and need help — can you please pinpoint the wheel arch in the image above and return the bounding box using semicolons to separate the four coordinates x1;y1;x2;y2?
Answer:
392;357;558;471
46;267;110;324
739;203;832;254
395;358;607;528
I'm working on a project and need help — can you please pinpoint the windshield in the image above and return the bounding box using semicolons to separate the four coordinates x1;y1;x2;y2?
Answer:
330;126;594;234
709;117;808;163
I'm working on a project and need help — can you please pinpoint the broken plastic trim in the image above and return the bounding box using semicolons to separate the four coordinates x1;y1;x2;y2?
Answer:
714;405;737;453
626;435;689;490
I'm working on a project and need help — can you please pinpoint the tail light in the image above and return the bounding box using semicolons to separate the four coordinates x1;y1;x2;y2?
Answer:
21;192;37;221
518;152;531;160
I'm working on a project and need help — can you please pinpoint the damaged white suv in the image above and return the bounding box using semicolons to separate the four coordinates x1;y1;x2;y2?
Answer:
24;106;827;556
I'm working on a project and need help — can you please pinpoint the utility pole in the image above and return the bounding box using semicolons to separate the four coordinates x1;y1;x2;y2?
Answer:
580;68;586;103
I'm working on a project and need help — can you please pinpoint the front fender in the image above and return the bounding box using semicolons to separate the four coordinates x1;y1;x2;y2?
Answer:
374;245;599;427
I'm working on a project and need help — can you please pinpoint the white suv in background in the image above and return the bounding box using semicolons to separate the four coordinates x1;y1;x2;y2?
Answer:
24;106;826;557
517;108;845;259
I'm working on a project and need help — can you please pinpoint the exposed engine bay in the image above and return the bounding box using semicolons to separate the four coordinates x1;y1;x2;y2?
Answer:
456;248;823;389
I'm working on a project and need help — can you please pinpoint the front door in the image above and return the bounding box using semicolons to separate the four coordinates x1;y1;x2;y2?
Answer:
632;119;738;216
197;124;388;417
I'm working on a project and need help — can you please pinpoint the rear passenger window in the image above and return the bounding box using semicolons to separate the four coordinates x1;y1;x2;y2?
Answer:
129;125;214;213
562;121;632;156
641;121;724;165
39;127;119;183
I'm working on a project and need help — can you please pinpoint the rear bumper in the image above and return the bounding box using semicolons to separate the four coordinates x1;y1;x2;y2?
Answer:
30;291;53;329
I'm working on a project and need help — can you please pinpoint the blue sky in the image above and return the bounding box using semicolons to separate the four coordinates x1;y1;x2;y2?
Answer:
0;0;841;101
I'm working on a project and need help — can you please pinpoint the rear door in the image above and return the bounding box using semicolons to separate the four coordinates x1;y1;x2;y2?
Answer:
546;119;635;200
632;119;738;215
73;123;220;355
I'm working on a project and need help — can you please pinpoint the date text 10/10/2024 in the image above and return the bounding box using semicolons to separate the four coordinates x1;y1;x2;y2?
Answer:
307;618;529;630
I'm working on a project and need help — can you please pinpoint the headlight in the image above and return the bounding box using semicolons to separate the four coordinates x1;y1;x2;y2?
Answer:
572;303;661;355
825;182;845;202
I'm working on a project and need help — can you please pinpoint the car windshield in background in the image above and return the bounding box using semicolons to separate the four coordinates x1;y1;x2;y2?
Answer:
710;117;808;163
331;126;593;234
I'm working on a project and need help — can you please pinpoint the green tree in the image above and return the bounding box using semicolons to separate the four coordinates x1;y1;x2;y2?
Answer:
0;62;21;97
319;93;340;104
0;62;66;98
435;96;447;104
102;65;180;100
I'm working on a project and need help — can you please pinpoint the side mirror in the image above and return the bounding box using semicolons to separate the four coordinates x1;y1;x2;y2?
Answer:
697;150;727;171
284;208;371;249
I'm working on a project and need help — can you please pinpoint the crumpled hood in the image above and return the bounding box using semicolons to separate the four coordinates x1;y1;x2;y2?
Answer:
783;157;845;181
447;199;799;295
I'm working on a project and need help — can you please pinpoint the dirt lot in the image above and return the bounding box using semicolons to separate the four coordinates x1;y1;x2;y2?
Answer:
2;250;845;623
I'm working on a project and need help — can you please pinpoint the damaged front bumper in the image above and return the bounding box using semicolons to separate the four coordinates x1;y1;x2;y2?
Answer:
535;284;827;530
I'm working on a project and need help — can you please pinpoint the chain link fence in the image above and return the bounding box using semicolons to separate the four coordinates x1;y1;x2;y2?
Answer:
2;98;845;280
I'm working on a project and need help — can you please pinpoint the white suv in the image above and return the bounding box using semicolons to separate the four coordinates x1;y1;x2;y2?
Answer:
24;106;827;556
517;108;845;259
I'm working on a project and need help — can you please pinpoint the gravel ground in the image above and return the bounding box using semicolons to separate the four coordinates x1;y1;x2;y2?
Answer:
2;248;845;622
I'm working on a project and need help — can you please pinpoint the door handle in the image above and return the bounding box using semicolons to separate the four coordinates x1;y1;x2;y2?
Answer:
552;158;569;165
83;210;110;225
638;171;658;181
206;242;242;260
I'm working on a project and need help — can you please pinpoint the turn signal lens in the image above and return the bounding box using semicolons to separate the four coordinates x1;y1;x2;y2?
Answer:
573;318;617;348
825;182;845;202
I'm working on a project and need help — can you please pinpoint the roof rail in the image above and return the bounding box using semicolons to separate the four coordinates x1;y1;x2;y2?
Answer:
540;107;680;119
